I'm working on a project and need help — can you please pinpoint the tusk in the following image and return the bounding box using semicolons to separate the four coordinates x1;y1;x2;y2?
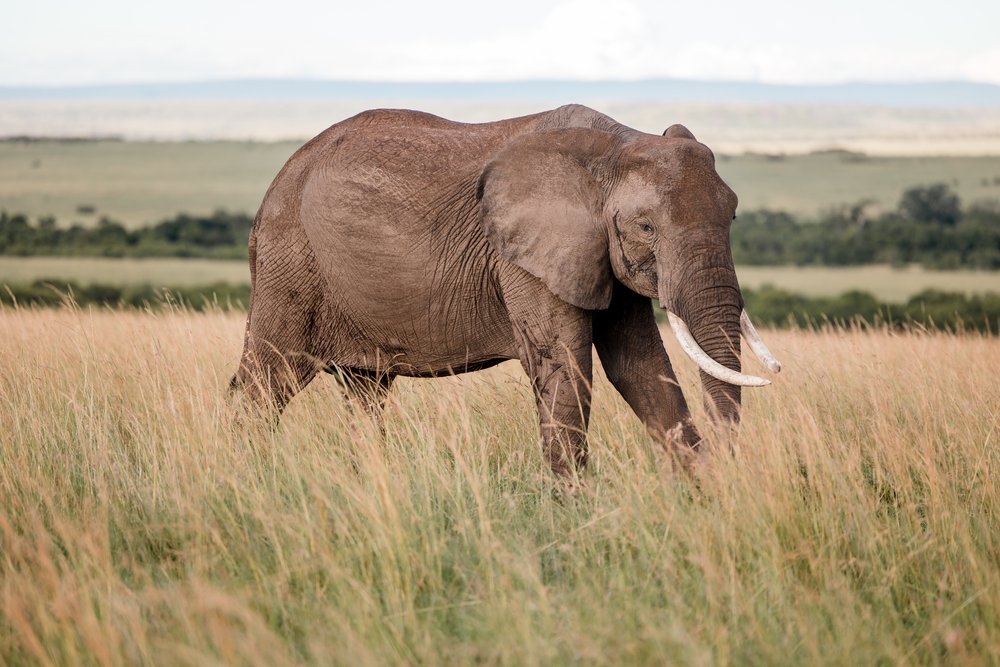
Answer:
666;311;771;387
740;309;782;373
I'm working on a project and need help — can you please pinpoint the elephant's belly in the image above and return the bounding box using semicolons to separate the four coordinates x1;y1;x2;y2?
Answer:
313;237;518;375
327;290;519;376
341;296;517;376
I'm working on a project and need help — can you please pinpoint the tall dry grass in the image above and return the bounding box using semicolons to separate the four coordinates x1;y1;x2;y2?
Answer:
0;305;998;665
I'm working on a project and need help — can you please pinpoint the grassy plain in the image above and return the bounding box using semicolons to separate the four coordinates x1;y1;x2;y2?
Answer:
1;307;998;664
0;140;294;227
0;256;251;287
736;264;1000;302
3;140;1000;226
3;257;1000;302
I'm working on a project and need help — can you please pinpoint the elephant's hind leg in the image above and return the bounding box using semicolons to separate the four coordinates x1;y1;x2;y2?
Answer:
233;333;319;418
232;236;326;418
232;317;321;418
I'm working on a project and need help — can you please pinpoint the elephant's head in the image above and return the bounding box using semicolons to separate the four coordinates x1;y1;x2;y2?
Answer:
477;124;780;422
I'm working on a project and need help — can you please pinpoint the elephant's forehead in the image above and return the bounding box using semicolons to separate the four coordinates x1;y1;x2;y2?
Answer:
618;169;735;215
615;172;664;209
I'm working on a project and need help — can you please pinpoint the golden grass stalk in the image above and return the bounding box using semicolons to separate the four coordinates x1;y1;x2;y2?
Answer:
1;307;998;665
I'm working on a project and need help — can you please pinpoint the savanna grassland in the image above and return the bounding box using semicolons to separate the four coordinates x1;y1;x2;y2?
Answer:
0;256;251;287
4;140;1000;225
1;306;998;665
4;257;1000;302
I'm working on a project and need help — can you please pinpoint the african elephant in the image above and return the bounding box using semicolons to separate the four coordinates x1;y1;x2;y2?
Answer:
231;104;780;475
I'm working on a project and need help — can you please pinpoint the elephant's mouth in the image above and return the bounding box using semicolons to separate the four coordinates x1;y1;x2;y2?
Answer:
665;309;782;387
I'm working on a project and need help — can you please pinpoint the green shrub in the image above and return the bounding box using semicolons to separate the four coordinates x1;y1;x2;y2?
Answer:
4;280;996;334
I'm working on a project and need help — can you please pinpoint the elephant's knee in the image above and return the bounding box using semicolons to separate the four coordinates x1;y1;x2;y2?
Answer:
655;419;706;473
666;419;701;450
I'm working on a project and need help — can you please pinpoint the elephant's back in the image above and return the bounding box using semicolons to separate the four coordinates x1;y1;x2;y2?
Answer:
296;117;515;286
253;104;616;245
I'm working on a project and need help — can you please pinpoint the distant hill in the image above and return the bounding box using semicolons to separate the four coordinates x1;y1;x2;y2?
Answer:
3;78;1000;107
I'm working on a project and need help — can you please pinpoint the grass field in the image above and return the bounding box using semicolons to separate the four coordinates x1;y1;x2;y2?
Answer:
3;140;1000;226
0;256;251;287
736;264;1000;302
1;307;998;664
0;140;294;227
2;256;999;302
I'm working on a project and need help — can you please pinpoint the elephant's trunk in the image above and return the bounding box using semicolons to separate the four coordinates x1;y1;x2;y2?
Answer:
685;295;744;422
661;263;777;422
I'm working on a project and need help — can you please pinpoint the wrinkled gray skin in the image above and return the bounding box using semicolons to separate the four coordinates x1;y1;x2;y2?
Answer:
232;104;744;475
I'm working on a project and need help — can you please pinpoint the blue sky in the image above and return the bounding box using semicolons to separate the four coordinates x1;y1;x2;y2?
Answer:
4;0;999;86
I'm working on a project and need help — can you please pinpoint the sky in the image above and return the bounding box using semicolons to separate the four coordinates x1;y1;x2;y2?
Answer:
3;0;1000;86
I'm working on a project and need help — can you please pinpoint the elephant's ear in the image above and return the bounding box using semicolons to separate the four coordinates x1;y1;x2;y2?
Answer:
477;129;613;310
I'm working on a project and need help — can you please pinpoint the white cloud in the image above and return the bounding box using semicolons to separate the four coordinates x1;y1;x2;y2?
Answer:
963;49;1000;84
292;2;1000;85
305;0;651;81
666;43;790;82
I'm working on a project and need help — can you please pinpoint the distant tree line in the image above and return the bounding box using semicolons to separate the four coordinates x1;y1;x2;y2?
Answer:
742;285;1000;332
0;183;998;268
0;210;252;259
2;280;997;334
732;184;1000;269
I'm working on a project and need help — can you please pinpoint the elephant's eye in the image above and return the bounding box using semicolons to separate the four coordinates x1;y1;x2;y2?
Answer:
638;221;654;235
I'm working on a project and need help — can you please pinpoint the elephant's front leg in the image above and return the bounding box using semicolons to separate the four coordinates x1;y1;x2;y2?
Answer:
593;281;701;465
500;267;594;476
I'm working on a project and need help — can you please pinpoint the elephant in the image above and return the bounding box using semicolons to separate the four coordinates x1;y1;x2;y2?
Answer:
230;104;781;475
